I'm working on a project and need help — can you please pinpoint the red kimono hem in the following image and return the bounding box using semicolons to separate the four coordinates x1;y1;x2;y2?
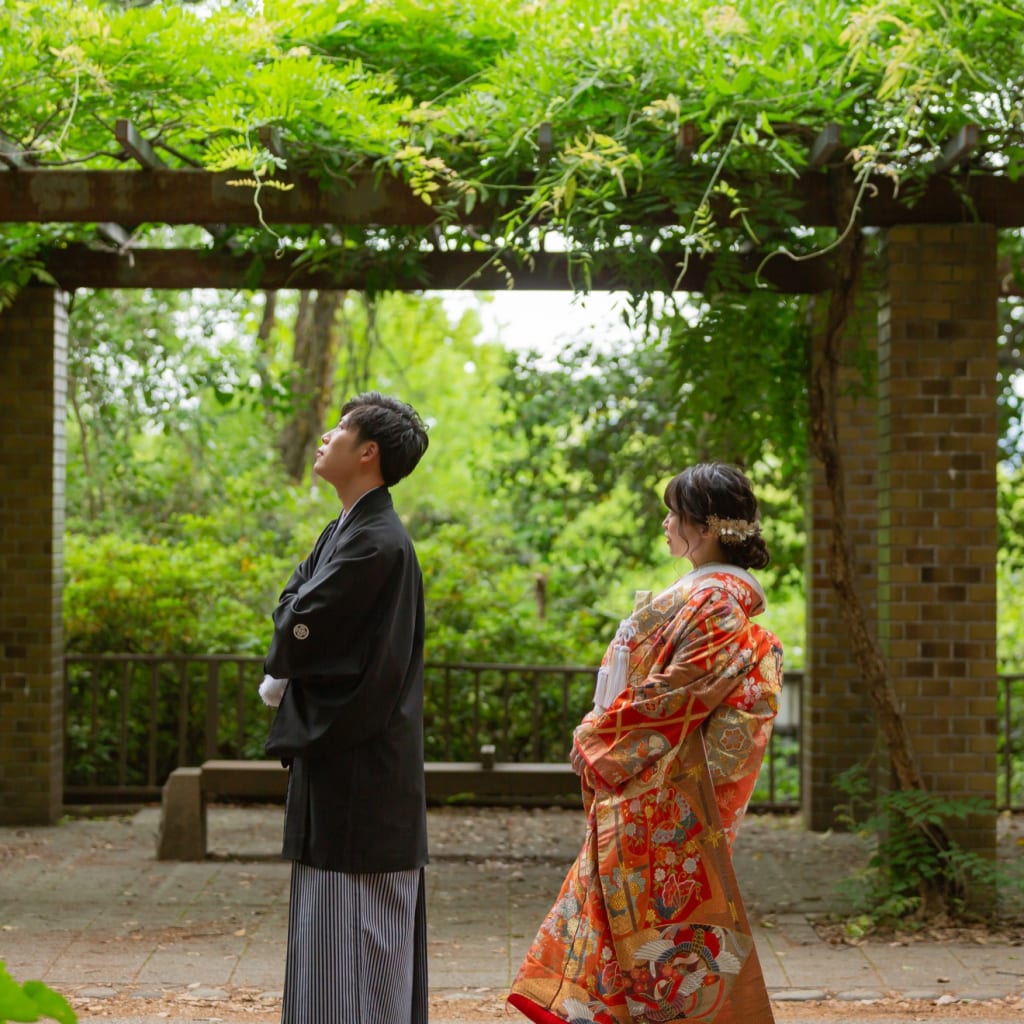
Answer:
507;993;568;1024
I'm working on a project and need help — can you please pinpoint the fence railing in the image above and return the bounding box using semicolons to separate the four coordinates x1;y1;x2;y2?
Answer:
1002;672;1024;812
62;654;1022;812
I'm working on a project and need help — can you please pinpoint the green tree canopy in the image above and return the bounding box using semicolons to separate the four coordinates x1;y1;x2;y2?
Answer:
2;0;1022;297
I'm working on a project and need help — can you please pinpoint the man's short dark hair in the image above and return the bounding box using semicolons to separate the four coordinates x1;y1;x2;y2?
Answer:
341;392;429;486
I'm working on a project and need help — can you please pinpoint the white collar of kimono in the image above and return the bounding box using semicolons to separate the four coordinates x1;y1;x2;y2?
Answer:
684;562;767;614
339;485;381;522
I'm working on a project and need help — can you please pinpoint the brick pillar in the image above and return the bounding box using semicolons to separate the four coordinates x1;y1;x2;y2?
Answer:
803;291;879;830
0;289;67;824
877;224;999;860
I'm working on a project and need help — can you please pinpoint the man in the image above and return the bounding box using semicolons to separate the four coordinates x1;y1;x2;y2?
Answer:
261;392;430;1024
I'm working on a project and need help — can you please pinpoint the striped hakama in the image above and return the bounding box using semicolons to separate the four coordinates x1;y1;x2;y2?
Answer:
282;862;428;1024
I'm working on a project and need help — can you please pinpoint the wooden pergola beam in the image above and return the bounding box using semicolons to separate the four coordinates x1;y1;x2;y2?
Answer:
5;168;1024;227
537;122;553;157
808;124;844;169
41;245;835;293
258;125;286;159
0;131;135;246
96;222;132;248
933;124;980;173
675;123;699;161
0;169;436;226
745;170;1024;226
115;119;167;169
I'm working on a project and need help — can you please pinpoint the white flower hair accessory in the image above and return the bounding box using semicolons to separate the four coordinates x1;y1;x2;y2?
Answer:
706;514;760;544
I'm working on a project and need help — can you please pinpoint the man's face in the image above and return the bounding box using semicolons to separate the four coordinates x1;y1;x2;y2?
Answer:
314;416;368;489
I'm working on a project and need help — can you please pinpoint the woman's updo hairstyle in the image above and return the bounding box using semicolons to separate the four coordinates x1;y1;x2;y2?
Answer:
663;462;771;570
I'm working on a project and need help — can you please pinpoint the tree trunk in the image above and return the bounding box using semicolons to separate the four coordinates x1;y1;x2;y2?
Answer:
67;377;99;520
340;294;376;394
254;290;277;425
278;290;346;482
808;168;952;912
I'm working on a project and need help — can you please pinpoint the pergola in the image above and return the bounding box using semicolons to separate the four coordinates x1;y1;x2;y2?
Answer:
1;117;1021;864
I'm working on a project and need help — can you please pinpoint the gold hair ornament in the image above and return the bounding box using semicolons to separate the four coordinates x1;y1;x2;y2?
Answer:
706;514;760;544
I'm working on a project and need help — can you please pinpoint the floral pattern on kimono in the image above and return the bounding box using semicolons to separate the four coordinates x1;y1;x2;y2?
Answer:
509;567;782;1024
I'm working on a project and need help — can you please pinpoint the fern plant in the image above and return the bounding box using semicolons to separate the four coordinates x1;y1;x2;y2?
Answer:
833;764;1018;933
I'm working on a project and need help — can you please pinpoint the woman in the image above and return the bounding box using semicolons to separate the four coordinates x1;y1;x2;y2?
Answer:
509;463;783;1024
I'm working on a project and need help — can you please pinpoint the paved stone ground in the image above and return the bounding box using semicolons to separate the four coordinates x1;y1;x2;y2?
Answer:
0;805;1022;1023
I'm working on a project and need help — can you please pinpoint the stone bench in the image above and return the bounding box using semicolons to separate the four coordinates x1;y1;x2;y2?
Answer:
156;753;579;860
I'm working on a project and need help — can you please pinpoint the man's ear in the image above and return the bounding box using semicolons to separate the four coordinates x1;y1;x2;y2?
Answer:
361;440;379;463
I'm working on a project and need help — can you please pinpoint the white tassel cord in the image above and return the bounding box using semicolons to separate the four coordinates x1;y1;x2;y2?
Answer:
259;674;289;707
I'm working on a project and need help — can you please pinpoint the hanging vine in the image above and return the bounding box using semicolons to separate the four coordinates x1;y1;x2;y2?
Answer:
805;164;966;912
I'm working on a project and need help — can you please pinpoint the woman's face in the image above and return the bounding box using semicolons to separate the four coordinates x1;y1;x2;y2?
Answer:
662;506;707;563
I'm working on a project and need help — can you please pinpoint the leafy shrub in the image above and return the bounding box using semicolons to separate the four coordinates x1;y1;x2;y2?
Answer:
0;962;75;1024
417;520;604;761
832;764;1018;931
64;527;291;656
63;517;294;784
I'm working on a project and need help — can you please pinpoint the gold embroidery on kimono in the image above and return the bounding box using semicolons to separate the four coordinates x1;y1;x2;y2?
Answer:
509;566;783;1024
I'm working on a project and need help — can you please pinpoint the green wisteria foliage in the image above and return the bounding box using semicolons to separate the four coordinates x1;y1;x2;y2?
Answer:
1;0;1022;282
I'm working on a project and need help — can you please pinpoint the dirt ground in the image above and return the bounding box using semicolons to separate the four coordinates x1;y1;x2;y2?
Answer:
16;808;1024;1023
63;990;1024;1023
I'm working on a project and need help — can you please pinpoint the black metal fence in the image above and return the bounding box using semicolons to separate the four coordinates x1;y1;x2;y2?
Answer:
62;654;1022;811
1001;671;1024;812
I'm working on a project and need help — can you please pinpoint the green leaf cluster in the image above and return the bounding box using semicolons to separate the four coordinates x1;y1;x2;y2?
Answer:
2;0;1023;293
64;523;291;654
62;284;615;665
487;291;812;599
0;963;74;1024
